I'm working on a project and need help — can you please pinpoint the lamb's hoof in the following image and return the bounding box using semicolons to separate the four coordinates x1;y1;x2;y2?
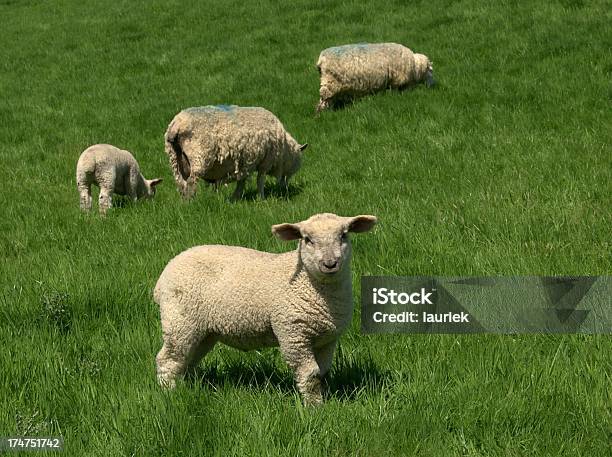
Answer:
315;100;329;116
303;394;324;407
157;374;177;390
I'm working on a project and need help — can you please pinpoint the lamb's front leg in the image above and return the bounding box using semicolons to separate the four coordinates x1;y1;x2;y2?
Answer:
128;169;140;202
314;340;337;379
279;340;323;406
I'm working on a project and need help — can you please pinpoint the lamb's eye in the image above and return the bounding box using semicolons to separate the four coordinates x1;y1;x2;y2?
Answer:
304;236;313;245
341;232;348;242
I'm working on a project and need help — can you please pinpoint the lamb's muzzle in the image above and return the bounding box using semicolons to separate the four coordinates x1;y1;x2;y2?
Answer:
320;259;340;274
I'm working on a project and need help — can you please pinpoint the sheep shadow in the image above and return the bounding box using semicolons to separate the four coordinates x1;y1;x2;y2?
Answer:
240;181;304;201
319;82;439;113
108;195;135;209
186;353;387;401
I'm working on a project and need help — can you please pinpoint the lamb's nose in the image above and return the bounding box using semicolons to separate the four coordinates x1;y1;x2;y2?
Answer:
324;260;338;269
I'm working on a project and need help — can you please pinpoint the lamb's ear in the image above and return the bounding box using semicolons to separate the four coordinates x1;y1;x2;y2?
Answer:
299;143;309;152
347;215;377;233
272;223;302;241
150;178;163;187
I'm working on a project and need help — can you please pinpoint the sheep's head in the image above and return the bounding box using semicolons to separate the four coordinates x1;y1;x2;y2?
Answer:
143;178;163;198
414;53;435;87
272;213;377;281
285;142;308;180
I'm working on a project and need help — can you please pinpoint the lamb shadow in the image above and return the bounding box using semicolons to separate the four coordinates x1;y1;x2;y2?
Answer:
240;181;304;201
187;357;295;393
85;192;134;210
108;195;134;209
186;353;386;401
326;355;387;400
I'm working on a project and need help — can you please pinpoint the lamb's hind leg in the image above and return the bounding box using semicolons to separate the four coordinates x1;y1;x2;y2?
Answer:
156;343;188;389
156;335;215;388
78;184;92;211
185;335;217;378
98;187;113;215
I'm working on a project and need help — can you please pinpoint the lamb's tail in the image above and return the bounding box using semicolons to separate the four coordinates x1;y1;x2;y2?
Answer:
164;119;192;197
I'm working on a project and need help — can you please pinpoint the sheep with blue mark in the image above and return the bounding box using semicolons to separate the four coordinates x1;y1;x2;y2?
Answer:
164;105;308;200
316;42;434;112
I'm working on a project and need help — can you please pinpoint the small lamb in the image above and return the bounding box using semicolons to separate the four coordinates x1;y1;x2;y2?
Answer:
316;42;434;112
164;105;308;200
154;213;377;405
76;144;162;214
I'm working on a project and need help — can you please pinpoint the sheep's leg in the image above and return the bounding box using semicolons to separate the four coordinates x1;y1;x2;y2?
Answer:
278;176;289;193
181;174;198;200
185;336;217;375
316;81;333;114
78;184;92;211
98;188;113;215
156;333;216;388
128;169;139;201
256;172;266;199
315;98;330;114
314;340;337;378
279;341;323;405
156;343;188;389
231;178;246;201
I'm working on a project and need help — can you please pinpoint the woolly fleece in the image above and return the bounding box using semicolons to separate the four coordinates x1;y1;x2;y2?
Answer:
316;42;433;111
154;213;377;405
164;105;307;200
76;144;161;214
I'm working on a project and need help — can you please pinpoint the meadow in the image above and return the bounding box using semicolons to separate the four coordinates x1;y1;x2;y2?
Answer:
0;0;610;455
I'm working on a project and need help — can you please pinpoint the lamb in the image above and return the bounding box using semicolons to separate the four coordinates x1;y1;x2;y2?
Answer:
154;212;377;405
316;42;435;112
76;144;162;214
164;105;308;200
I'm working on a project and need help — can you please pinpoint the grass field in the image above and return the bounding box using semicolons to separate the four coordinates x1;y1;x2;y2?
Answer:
1;0;611;455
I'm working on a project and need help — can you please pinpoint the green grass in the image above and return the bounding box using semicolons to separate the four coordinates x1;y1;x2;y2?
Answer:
1;0;611;455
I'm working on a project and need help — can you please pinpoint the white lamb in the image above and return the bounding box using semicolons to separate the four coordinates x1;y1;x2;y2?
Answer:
164;105;308;200
154;212;377;405
316;42;434;112
76;144;162;214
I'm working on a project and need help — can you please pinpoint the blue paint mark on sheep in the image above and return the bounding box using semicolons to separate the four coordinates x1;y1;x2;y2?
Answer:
185;105;237;115
215;104;235;112
324;43;374;56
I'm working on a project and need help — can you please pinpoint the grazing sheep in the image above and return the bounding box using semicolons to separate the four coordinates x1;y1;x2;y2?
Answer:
154;213;377;405
316;42;434;112
76;144;162;214
164;105;308;200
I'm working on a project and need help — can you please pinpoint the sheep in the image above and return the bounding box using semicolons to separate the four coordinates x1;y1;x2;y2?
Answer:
164;105;308;200
76;144;162;214
316;42;434;112
154;212;377;405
